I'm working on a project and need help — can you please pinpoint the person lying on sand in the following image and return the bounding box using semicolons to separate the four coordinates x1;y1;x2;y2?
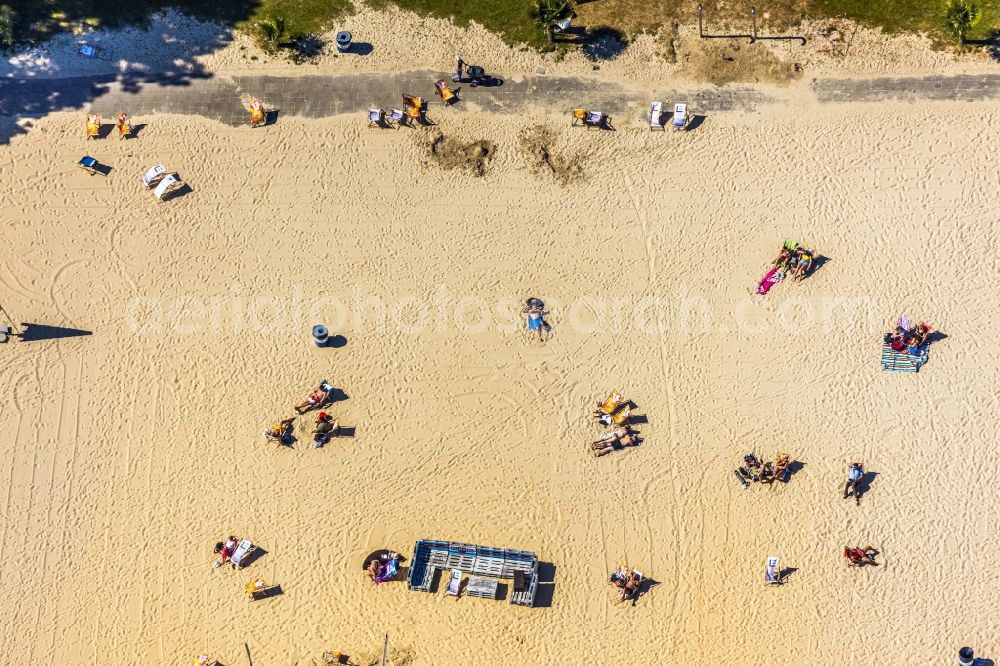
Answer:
264;417;294;442
366;558;380;581
295;382;332;414
843;546;878;566
592;428;639;457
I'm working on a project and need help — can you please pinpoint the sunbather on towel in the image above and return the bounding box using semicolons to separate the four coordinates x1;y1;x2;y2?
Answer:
366;558;381;581
843;546;878;566
593;428;639;457
295;382;331;414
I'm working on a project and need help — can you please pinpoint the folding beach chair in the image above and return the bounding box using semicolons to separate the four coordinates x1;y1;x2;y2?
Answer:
597;389;626;415
572;108;587;126
368;108;383;128
77;156;100;176
153;174;182;202
435;79;457;105
446;569;462;597
672;103;688;130
143;164;166;188
85;114;101;140
245;576;272;601
230;539;256;568
764;556;782;584
649;101;664;130
610;406;632;426
116;112;132;140
249;99;266;128
386;108;406;128
584;111;607;130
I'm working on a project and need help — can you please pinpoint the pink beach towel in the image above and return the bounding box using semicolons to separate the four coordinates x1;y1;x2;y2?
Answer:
757;267;783;295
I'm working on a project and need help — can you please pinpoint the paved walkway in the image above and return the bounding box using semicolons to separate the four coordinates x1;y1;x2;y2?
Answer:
2;70;1000;128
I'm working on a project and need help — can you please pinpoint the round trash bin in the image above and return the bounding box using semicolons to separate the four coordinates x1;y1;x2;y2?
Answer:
312;325;329;347
336;31;352;53
959;647;975;666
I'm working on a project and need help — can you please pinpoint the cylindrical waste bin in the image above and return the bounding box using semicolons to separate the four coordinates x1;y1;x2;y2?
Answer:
312;324;329;347
336;31;352;53
959;647;975;666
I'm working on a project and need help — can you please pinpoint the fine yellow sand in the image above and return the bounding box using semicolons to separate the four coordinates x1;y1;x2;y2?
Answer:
1;98;998;665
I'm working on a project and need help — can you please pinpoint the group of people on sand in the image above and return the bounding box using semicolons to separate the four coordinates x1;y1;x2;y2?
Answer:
885;319;933;354
263;380;341;448
591;427;641;457
735;452;792;487
590;390;640;457
609;565;643;603
771;240;815;282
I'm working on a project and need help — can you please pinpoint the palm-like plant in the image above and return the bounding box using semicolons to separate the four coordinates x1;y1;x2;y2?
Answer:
0;5;17;49
531;0;571;45
943;0;981;42
256;16;286;54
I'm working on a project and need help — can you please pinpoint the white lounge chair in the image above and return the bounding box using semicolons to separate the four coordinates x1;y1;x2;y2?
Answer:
386;108;405;127
672;103;688;130
143;164;165;188
649;102;664;130
764;555;781;584
446;569;461;597
153;174;181;202
230;539;255;568
584;111;605;129
368;108;383;127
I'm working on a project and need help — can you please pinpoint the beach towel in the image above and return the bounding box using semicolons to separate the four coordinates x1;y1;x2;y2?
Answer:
757;267;783;295
374;557;399;584
881;342;927;372
897;315;912;332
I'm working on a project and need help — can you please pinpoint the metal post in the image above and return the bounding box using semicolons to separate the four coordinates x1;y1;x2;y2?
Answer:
750;7;757;43
697;4;703;38
380;634;389;666
0;304;19;335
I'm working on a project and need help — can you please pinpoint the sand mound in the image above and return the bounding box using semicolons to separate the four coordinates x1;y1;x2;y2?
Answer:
518;124;586;185
675;37;804;85
425;132;495;177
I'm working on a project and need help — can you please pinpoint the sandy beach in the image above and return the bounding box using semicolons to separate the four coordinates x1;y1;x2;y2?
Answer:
1;6;999;666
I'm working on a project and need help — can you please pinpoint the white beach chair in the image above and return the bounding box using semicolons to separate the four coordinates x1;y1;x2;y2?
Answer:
386;108;405;128
143;164;165;188
585;111;605;129
446;568;462;597
368;108;383;127
649;102;664;131
764;555;781;584
153;174;181;202
230;539;255;568
672;103;688;131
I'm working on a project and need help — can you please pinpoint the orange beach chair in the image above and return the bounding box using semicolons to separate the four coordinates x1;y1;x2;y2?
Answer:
116;112;132;139
85;113;101;139
249;99;265;128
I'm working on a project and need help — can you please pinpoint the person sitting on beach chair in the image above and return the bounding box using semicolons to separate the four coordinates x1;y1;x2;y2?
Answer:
610;566;642;602
263;417;294;444
887;325;907;351
434;79;457;105
249;99;266;127
771;452;792;482
402;95;423;122
86;113;101;140
116;112;132;139
312;411;339;447
214;534;239;568
843;462;864;503
843;546;878;566
294;380;333;414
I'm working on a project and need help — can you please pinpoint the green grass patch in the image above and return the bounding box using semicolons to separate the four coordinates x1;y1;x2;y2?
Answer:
370;0;546;47
813;0;1000;41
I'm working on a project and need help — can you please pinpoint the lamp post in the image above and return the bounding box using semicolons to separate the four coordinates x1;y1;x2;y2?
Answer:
697;4;703;38
750;6;757;43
